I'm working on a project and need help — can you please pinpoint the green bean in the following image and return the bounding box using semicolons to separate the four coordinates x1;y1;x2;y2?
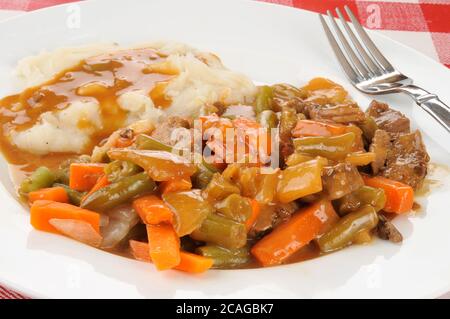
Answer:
216;194;252;223
19;167;55;195
196;245;251;269
316;205;379;253
203;173;240;202
293;132;355;161
257;110;278;129
81;172;156;212
190;213;247;249
104;160;141;183
337;186;386;215
255;85;273;114
53;183;86;206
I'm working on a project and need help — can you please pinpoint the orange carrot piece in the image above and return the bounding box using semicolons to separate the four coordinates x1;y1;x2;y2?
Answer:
245;199;261;231
133;195;174;224
251;200;339;266
362;175;414;213
292;120;346;137
82;174;110;202
175;252;214;273
160;178;192;195
28;187;69;204
69;163;105;192
129;240;213;273
130;240;152;262
30;200;100;234
146;224;180;270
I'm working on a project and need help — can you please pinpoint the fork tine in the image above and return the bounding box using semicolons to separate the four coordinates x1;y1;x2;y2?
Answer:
326;10;370;79
344;5;394;72
319;14;359;83
335;8;381;76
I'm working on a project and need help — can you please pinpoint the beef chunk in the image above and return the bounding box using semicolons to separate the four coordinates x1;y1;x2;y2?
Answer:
369;129;391;174
150;116;191;146
380;130;429;189
322;163;364;200
250;202;298;237
366;100;410;133
307;102;365;124
376;214;403;243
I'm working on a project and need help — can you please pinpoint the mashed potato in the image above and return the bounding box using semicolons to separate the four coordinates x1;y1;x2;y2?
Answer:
9;42;257;155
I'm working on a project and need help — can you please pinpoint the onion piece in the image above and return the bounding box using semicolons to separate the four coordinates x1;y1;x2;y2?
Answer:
100;204;140;249
49;218;103;247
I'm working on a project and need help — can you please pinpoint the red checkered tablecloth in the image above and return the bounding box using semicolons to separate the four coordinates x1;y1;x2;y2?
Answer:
0;0;449;299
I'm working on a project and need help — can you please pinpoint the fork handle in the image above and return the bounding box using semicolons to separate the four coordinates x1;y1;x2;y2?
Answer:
400;85;450;133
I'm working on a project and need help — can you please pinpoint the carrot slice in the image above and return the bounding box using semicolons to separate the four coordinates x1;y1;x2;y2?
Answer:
362;175;414;213
115;137;134;148
133;195;174;224
130;240;152;262
251;200;339;266
69;163;105;191
30;200;100;234
292;120;346;137
129;240;213;273
82;174;110;202
160;178;192;195
146;224;180;270
245;199;261;231
28;187;69;204
175;252;214;273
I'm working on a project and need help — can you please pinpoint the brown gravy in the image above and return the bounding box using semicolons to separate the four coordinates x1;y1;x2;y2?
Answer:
0;48;177;184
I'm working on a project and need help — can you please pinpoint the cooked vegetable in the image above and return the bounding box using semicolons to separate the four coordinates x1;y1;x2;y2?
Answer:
258;110;278;129
245;199;261;231
105;160;141;183
196;245;250;268
255;85;273;114
108;149;196;182
101;205;140;249
160;178;192;194
53;183;85;206
293;132;355;161
133;195;174;225
276;159;323;203
345;152;375;166
147;224;181;270
130;240;213;273
49;218;102;247
191;213;247;249
251;200;339;266
162;190;212;236
175;252;214;273
337;186;386;215
136;134;173;152
362;175;414;213
292;120;346;137
54;155;91;185
359;116;378;141
285;153;315;166
316;205;379;253
19;167;55;195
69;163;106;192
216;194;252;223
82;175;110;202
28;187;68;204
203;173;240;201
81;172;156;212
192;162;216;189
30;200;100;234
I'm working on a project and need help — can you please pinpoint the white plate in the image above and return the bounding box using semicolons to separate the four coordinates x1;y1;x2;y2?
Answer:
0;0;449;299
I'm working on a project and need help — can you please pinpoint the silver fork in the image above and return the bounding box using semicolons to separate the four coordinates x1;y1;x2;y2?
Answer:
319;6;450;132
